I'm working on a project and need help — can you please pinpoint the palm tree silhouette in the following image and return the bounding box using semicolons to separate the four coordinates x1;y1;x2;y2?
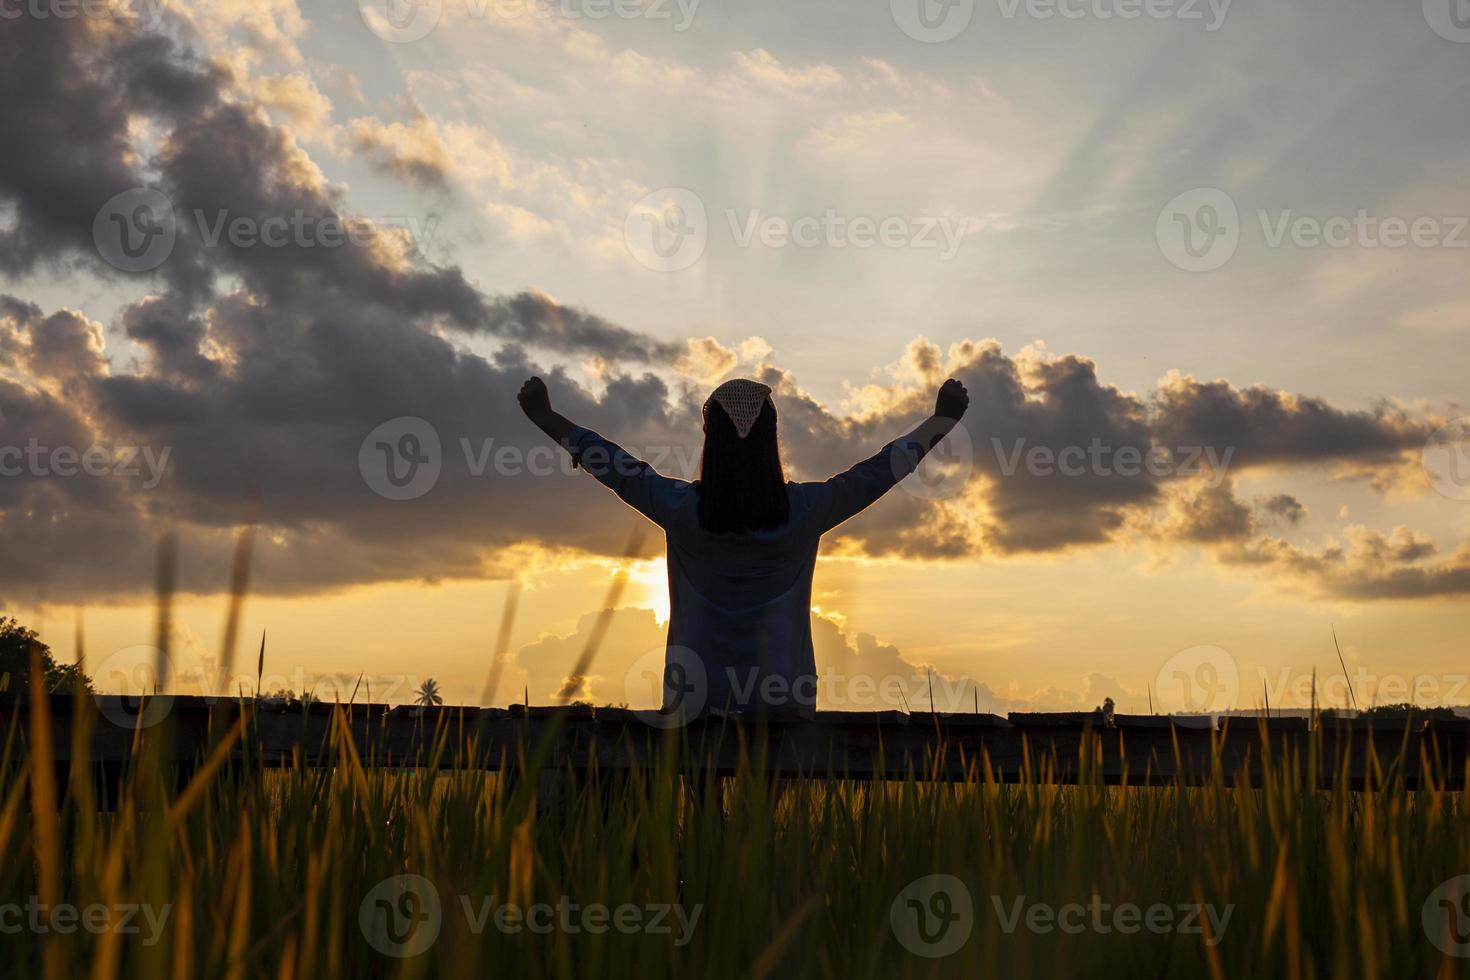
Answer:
414;678;443;708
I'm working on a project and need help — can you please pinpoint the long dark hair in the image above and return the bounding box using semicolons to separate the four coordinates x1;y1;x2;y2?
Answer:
697;397;790;534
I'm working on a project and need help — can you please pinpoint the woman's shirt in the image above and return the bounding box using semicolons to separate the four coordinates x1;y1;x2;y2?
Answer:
566;426;927;719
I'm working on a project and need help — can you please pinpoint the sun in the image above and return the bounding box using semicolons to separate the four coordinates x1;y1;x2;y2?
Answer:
627;557;671;625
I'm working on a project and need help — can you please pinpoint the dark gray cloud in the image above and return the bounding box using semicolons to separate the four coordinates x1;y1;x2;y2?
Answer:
1150;375;1428;469
1167;481;1254;543
1219;528;1470;600
1257;493;1306;527
0;19;223;276
484;291;684;363
1331;558;1470;600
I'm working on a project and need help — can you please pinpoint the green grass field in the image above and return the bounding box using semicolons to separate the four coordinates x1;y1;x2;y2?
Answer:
4;677;1470;980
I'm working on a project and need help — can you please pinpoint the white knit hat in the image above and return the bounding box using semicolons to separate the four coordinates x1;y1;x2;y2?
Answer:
704;378;772;438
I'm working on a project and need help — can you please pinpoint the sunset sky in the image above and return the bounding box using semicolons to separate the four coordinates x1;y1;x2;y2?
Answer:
2;0;1468;714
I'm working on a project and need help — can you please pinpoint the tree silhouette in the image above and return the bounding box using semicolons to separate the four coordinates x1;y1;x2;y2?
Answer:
0;617;93;696
414;678;443;708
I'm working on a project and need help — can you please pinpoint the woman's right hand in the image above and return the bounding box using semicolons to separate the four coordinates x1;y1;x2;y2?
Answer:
935;378;969;421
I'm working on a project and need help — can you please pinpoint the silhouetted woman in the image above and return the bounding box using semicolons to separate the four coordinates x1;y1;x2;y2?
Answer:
517;374;969;719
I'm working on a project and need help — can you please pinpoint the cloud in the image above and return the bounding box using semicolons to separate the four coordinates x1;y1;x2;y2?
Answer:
483;290;684;362
1151;370;1428;470
732;49;842;93
1;299;107;380
1217;519;1470;600
673;337;739;386
1164;480;1254;543
0;19;222;275
342;111;459;190
1149;476;1469;600
0;14;1462;607
249;72;334;137
1257;493;1306;526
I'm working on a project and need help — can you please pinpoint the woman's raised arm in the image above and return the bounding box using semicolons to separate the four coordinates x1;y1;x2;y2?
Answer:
806;378;970;533
517;376;576;447
899;378;970;454
517;376;681;527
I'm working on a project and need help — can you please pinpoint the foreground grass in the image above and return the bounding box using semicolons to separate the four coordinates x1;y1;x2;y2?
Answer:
2;696;1469;979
